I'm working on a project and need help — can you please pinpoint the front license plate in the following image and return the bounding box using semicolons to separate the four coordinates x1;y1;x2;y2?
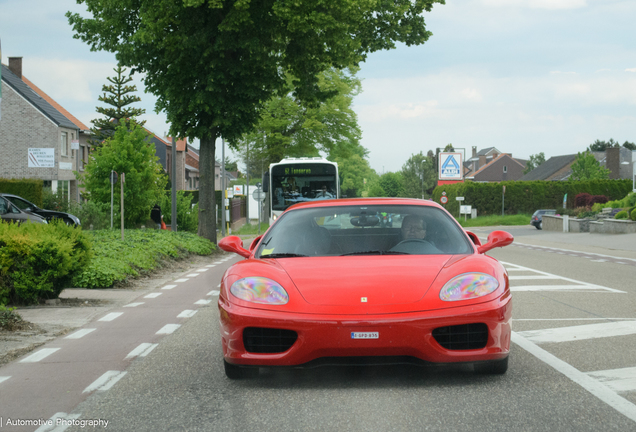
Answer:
351;332;379;339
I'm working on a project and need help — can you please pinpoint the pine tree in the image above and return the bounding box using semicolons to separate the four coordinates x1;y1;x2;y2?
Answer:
90;65;146;147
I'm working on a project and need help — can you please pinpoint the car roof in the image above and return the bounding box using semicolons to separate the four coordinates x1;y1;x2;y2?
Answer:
285;197;445;211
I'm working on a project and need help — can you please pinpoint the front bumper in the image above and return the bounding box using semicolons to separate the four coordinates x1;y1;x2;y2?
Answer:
219;293;511;367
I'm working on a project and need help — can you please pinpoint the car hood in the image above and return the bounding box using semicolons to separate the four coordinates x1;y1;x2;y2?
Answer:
277;255;452;306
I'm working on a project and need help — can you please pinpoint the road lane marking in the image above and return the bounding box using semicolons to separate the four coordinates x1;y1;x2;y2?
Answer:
213;261;223;265
125;343;158;359
515;318;636;321
20;348;60;363
34;412;81;432
144;293;162;298
588;367;636;393
0;376;10;384
591;259;608;263
206;264;216;267
517;321;636;344
156;324;181;334
65;328;96;339
500;261;626;293
511;285;623;293
186;273;200;277
124;302;144;307
195;299;212;305
196;268;208;272
161;284;177;290
98;312;123;322
512;242;636;265
83;371;127;393
207;290;220;296
509;275;561;280
512;332;636;422
178;310;197;318
174;278;189;282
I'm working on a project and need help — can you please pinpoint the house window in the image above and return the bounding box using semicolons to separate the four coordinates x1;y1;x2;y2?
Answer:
503;165;507;173
61;132;68;157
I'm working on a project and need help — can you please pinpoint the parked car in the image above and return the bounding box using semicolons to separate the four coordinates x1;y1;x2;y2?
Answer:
530;209;556;230
217;198;514;379
0;196;48;225
0;193;80;226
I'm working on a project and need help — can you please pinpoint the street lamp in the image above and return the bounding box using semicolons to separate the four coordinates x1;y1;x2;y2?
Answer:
421;160;426;200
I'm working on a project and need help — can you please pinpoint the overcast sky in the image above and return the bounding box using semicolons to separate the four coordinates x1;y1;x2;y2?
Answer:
2;0;635;173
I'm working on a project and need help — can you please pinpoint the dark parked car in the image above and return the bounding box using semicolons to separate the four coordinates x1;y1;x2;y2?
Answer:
0;193;80;226
530;209;556;230
0;196;48;225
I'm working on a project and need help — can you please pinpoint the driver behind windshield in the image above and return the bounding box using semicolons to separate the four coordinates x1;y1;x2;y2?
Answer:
401;215;427;241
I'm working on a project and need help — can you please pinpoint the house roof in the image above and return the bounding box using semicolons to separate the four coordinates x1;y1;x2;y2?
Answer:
165;137;187;152
518;154;577;181
185;164;199;172
468;146;501;161
1;63;78;130
466;153;524;179
21;76;90;131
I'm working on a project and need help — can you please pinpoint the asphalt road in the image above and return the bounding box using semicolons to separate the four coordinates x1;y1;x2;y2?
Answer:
1;227;635;431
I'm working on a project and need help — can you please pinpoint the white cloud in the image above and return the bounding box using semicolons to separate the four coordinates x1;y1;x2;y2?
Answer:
482;0;587;9
626;68;636;72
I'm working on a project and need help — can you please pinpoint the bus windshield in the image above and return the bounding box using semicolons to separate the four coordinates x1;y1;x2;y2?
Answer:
271;163;338;211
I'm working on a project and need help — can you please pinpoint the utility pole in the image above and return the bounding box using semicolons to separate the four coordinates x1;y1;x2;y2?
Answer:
171;137;177;232
221;138;226;237
245;140;250;226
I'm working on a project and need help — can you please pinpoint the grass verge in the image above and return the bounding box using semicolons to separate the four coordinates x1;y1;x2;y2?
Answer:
456;214;532;228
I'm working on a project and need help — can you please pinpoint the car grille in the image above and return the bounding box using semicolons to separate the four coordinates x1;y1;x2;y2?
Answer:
432;323;489;350
243;327;298;354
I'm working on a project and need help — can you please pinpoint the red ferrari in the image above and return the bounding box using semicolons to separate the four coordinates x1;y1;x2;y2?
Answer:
218;198;513;379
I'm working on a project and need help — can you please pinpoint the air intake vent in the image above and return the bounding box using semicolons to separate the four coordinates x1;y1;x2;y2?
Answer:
432;323;488;350
243;327;298;354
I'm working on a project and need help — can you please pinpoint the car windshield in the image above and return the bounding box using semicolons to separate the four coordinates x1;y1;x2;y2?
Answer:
256;204;473;258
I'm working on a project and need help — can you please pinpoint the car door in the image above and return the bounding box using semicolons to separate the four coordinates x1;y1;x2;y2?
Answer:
0;197;29;224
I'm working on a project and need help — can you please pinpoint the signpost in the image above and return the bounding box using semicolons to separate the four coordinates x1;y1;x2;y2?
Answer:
120;173;125;240
110;171;118;229
460;205;472;222
253;184;265;235
456;196;465;219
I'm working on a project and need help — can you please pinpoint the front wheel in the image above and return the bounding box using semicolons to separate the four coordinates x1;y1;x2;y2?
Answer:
474;357;508;375
538;221;543;230
224;360;259;379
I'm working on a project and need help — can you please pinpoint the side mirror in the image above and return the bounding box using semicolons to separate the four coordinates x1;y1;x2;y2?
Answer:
218;236;251;258
465;230;482;247
249;235;263;251
477;230;514;254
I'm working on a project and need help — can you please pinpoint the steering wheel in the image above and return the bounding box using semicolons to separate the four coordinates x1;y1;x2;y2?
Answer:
394;238;429;246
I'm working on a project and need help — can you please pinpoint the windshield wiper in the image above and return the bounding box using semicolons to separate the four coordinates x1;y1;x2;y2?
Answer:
261;253;308;258
340;250;409;256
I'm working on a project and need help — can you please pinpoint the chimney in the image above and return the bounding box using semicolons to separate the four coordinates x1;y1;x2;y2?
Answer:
606;147;620;179
472;146;477;158
478;155;487;169
8;57;23;79
492;151;499;159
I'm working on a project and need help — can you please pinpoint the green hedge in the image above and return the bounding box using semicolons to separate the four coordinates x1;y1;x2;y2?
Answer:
432;180;633;216
0;178;44;207
0;221;92;305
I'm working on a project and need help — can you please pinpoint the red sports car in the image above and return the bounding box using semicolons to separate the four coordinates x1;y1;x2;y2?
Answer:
218;198;513;379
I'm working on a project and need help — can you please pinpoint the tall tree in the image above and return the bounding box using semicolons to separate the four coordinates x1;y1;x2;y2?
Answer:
68;0;444;242
91;65;145;146
401;152;436;198
335;153;374;198
523;152;546;175
622;141;636;151
569;152;610;181
588;138;620;152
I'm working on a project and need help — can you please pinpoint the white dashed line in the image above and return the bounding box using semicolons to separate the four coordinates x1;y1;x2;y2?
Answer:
144;293;162;299
20;348;60;363
99;312;123;322
195;299;212;305
511;285;622;293
512;332;636;422
162;284;177;290
509;275;559;280
0;376;10;384
517;321;636;344
206;264;216;268
207;290;220;296
65;328;96;339
591;259;608;263
124;302;144;308
177;310;197;318
186;273;200;277
174;278;189;282
125;343;158;359
213;262;223;265
156;324;181;334
83;371;127;393
35;412;81;432
196;268;208;272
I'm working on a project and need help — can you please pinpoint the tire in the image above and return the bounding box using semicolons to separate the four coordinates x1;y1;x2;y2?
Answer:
537;221;542;230
474;357;508;375
224;360;259;379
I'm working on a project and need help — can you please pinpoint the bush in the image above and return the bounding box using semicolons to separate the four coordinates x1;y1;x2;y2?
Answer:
160;191;199;232
69;200;111;230
614;211;628;219
575;193;592;208
631;208;636;221
590;195;609;206
0;221;92;305
0;305;24;330
72;229;214;288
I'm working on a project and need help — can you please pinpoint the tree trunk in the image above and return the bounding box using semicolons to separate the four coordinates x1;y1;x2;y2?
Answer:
198;135;218;243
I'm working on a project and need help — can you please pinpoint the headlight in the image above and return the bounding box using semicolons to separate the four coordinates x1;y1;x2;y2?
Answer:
439;273;499;301
230;277;289;305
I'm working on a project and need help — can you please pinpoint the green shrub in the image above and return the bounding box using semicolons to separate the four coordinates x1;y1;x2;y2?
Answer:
72;229;214;288
614;211;628;219
0;178;43;207
0;221;92;304
631;208;636;221
69;200;111;230
160;191;199;232
577;210;597;219
0;305;24;330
